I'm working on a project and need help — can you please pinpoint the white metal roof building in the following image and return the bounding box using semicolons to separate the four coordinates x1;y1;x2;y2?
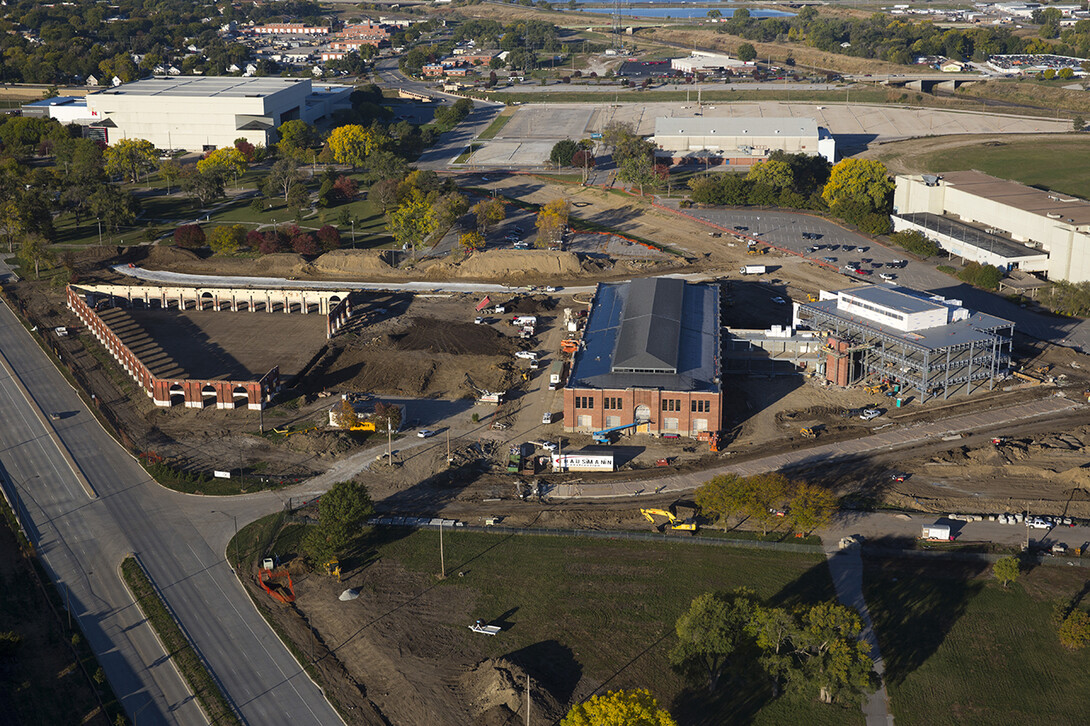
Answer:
670;51;751;74
653;116;835;166
894;171;1090;283
85;77;353;151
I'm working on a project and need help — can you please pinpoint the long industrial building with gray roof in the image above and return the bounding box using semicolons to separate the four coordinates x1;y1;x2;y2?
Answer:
563;277;723;439
794;284;1014;401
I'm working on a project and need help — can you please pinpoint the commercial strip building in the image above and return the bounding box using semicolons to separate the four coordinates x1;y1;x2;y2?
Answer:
670;51;753;74
563;277;723;439
794;285;1014;401
85;76;352;151
652;117;836;166
893;171;1090;282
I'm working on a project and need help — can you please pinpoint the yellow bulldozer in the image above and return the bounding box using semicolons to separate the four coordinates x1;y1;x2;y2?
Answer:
641;507;697;533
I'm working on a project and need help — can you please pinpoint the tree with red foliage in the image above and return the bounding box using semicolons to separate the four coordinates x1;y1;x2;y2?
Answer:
173;224;205;249
571;150;596;182
258;231;284;255
291;232;319;256
317;225;341;252
234;138;256;162
245;229;265;249
332;175;359;202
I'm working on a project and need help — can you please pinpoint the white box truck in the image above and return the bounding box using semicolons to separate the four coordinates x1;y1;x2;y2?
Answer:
739;265;767;275
921;524;952;541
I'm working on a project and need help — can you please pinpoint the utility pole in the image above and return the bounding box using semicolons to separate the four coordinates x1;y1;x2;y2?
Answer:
525;673;530;726
439;520;446;578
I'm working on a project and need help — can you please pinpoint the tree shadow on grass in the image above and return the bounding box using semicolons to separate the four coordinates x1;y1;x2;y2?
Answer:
861;555;986;687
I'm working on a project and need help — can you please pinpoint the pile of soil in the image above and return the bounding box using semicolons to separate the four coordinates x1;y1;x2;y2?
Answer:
142;246;312;278
419;250;584;280
313;250;397;277
387;318;517;356
461;658;564;726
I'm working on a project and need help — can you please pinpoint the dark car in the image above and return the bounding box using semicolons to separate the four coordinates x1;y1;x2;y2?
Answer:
733;225;749;231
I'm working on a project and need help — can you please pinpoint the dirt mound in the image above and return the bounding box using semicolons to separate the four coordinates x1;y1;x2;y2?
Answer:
312;250;397;277
507;296;555;314
389;318;517;356
422;250;584;280
143;248;311;277
461;658;564;726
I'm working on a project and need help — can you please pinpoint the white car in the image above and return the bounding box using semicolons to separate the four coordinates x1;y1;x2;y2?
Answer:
417;429;436;438
541;412;553;424
859;409;881;421
540;441;558;451
1026;518;1051;529
880;273;896;281
544;285;559;292
515;351;539;360
474;316;484;324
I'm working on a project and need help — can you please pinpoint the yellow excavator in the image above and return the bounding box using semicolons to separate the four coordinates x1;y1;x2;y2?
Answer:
801;427;817;439
641;508;697;533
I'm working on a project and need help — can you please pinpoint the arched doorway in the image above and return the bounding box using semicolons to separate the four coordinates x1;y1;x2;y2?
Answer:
233;385;249;409
169;383;184;407
201;384;217;408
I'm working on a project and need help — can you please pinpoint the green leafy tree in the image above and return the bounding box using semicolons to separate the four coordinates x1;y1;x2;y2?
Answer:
264;157;304;203
694;474;754;526
17;233;54;279
104;138;157;183
549;138;580;167
889;230;941;257
561;689;677;726
619;154;659;196
1058;610;1090;649
158;159;182;193
433;192;469;229
786;482;837;535
786;602;879;705
473;198;507;234
737;43;758;62
88;186;138;234
388;189;439;258
371;401;402;432
197;147;247;182
181;168;225;207
304;481;375;561
670;589;757;691
993;556;1020;588
276;119;317;161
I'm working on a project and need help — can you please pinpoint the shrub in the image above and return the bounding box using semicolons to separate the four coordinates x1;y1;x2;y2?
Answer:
936;265;956;275
245;230;265;249
333;175;359;201
257;231;284;255
291;232;318;256
173;224;205;249
957;261;1003;290
889;229;941;257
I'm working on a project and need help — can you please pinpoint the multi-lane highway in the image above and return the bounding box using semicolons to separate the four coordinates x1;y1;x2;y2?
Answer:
0;295;342;725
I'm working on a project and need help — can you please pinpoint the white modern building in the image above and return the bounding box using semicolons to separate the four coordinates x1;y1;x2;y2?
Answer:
20;96;95;124
85;76;352;151
670;51;752;74
893;171;1090;282
653;117;835;166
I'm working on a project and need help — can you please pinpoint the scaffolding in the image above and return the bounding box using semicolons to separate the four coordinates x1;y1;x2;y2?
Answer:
798;303;1014;402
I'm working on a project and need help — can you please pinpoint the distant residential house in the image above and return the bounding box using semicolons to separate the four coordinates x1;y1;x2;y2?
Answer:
111;76;123;87
86;74;100;86
243;63;258;76
312;65;324;76
227;63;242;73
940;61;966;72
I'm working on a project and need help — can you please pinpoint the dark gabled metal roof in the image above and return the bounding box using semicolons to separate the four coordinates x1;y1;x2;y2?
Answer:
611;277;684;374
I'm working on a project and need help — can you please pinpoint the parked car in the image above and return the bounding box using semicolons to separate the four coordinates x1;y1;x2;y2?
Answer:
822;256;837;264
417;429;436;438
515;350;539;360
855;246;867;252
544;285;559;292
859;408;882;421
890;472;909;482
540;441;558;452
1027;517;1051;530
855;269;872;276
541;412;553;424
474;316;485;324
771;296;787;305
880;273;896;281
733;225;748;231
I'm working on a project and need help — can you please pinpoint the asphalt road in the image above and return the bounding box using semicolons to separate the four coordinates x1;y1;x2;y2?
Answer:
0;297;343;726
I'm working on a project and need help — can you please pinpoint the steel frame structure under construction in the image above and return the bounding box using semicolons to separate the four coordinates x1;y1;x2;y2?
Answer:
798;300;1015;402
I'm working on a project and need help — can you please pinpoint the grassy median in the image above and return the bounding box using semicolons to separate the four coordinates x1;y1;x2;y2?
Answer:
120;557;241;726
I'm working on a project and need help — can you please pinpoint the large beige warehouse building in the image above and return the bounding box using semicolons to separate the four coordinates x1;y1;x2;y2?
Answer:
86;77;352;151
893;171;1090;283
652;116;835;167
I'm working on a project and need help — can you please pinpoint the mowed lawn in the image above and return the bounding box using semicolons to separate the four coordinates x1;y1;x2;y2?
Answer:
916;136;1090;200
864;557;1090;726
372;529;862;726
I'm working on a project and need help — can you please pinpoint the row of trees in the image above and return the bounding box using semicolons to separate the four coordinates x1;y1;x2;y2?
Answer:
695;472;838;536
687;157;894;235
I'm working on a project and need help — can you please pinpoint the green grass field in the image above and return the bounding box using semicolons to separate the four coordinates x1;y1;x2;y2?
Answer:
360;529;860;726
477;109;515;140
864;557;1090;726
913;137;1090;200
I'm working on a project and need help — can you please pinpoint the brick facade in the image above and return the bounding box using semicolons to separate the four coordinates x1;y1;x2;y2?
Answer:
562;386;722;438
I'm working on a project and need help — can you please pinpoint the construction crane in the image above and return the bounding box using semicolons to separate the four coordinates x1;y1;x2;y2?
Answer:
640;507;697;533
592;420;640;444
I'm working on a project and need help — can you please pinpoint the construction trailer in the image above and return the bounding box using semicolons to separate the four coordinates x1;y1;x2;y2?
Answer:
796;286;1014;402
